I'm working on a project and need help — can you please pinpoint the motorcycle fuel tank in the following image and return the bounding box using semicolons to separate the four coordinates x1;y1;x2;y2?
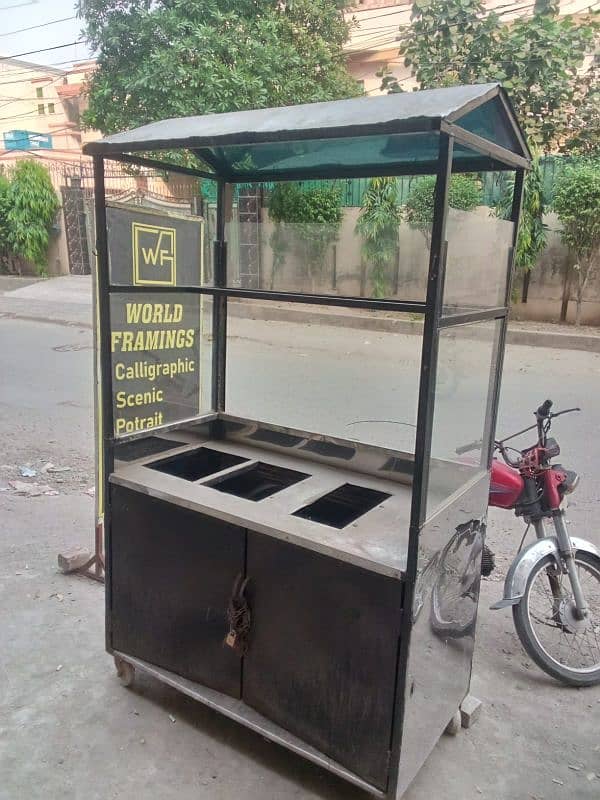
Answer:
489;459;524;509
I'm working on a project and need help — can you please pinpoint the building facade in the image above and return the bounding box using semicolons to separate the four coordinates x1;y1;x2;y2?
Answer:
0;57;97;161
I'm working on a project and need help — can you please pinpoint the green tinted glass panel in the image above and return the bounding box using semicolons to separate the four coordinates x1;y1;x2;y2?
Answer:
456;96;523;154
198;133;442;177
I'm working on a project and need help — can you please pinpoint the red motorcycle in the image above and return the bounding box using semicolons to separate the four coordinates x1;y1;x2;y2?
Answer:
458;400;600;687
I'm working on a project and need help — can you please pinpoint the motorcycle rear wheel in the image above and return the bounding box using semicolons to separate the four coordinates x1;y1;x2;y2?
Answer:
513;551;600;687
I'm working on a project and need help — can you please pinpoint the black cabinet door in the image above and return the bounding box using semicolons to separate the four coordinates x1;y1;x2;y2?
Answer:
243;532;403;790
109;485;244;698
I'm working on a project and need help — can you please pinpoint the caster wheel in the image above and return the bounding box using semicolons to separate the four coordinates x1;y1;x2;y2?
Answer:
444;711;461;736
114;656;135;687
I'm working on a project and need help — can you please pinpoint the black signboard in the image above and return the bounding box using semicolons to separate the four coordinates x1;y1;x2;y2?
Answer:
106;205;207;437
107;205;205;287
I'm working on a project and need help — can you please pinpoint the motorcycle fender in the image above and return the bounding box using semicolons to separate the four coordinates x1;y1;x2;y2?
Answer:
490;536;600;610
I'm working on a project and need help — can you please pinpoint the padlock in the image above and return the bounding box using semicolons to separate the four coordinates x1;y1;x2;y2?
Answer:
225;630;237;648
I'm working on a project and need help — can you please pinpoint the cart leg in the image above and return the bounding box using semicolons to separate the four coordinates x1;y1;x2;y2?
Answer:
114;656;135;687
444;710;462;736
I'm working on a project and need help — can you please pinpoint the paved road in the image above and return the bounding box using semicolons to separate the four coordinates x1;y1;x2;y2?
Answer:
1;314;599;800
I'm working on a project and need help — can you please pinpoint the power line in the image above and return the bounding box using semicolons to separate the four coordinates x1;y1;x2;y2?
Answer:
0;40;87;62
0;59;86;84
0;1;38;10
345;0;598;54
0;72;68;113
346;0;596;52
0;90;82;104
0;106;66;122
0;15;77;38
0;75;81;113
0;58;94;86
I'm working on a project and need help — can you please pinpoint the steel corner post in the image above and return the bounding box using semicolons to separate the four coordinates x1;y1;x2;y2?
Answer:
212;179;227;413
389;132;454;798
410;132;455;539
93;154;115;637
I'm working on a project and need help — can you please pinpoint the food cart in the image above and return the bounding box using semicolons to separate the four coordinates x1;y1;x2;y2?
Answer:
83;83;530;798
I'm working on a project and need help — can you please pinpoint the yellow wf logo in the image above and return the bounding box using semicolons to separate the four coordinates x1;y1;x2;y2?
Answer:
132;223;176;286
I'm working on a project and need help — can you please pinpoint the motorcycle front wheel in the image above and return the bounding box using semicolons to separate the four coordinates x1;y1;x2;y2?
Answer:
513;551;600;687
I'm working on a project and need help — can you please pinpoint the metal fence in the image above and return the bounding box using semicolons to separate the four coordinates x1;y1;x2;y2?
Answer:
199;155;582;207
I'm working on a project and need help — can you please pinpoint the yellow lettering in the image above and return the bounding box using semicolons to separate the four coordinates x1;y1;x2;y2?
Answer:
111;332;122;352
125;304;142;324
141;245;159;266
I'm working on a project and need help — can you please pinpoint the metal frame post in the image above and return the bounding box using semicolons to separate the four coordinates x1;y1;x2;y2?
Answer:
484;168;525;466
212;178;228;413
409;132;454;531
388;133;454;797
94;155;115;625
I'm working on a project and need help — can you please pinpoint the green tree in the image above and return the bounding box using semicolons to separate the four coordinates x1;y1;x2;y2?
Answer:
5;161;59;274
267;182;343;291
495;156;546;274
355;177;401;298
394;0;502;92
404;174;482;248
494;1;597;151
560;59;600;159
268;183;299;290
384;0;598;152
0;174;10;268
78;0;360;135
554;164;600;326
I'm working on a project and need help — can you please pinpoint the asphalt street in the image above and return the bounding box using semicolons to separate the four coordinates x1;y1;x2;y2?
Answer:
1;314;599;800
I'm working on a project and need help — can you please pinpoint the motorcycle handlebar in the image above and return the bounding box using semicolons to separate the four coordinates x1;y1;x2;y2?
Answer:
456;402;580;460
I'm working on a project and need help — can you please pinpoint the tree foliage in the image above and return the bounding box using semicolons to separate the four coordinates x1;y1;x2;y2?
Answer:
404;174;482;246
384;0;598;152
495;157;546;273
559;58;600;158
355;177;401;298
554;164;600;325
268;182;343;286
395;0;501;91
4;161;59;273
0;174;10;260
78;0;360;135
554;164;600;262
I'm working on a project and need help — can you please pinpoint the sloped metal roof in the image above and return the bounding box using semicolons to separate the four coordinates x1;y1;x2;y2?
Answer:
84;83;530;178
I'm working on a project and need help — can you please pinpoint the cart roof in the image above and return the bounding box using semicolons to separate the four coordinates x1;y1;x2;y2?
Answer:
83;83;530;179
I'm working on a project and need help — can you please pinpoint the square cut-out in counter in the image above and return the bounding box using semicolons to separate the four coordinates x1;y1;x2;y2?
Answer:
208;462;310;502
293;483;391;529
147;447;249;481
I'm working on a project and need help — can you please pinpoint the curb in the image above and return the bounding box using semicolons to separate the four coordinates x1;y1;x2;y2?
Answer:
228;300;600;353
506;328;600;353
1;299;599;353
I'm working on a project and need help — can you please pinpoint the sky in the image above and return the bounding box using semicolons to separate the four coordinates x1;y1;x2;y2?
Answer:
0;0;93;67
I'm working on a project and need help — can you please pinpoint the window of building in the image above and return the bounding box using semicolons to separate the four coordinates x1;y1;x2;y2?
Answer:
36;87;43;98
47;103;55;114
37;104;45;115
